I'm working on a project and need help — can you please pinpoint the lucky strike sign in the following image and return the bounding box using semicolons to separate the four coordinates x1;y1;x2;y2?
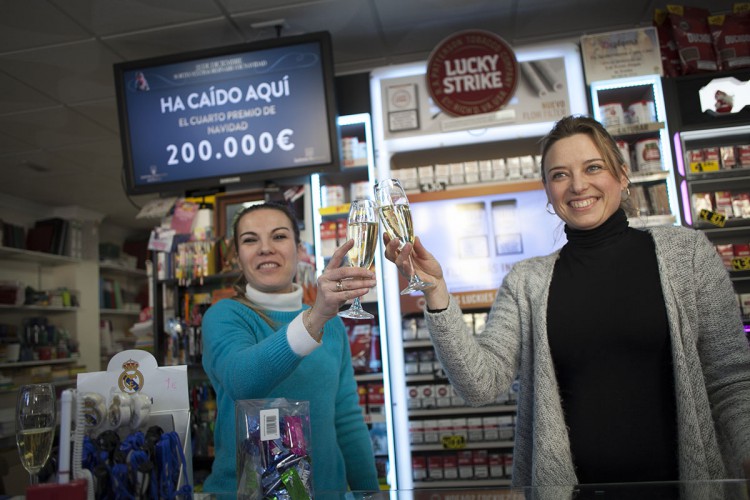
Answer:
426;30;519;117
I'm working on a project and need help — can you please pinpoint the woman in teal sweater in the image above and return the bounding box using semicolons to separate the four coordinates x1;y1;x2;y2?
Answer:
201;202;379;495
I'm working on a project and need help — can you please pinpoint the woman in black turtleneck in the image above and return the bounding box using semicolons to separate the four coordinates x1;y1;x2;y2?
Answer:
382;115;750;492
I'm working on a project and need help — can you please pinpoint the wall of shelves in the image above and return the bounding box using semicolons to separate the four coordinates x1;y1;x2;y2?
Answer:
590;75;680;228
663;68;750;330
0;246;92;494
99;263;149;365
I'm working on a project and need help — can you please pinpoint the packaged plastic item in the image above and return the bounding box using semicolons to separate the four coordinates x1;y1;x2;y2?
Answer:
236;398;314;500
628;100;656;124
708;11;750;71
667;5;718;74
654;8;682;77
599;102;625;127
635;138;661;171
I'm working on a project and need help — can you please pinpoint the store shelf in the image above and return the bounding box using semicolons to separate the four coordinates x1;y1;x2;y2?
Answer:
0;304;78;312
407;179;543;203
403;340;433;349
99;263;148;278
630;171;669;184
0;357;79;369
414;478;511;488
409;405;517;418
355;373;384;382
411;440;514;452
100;308;141;316
605;121;664;137
158;271;241;287
406;374;447;383
629;214;677;228
363;413;387;424
0;246;80;265
319;203;351;217
686;168;750;184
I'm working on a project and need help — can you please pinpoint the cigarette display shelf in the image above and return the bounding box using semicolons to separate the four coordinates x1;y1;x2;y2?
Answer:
411;441;515;453
590;76;680;227
413;479;512;488
409;405;517;418
662;69;750;301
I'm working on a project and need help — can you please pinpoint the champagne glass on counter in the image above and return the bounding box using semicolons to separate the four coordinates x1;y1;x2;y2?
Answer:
374;178;435;295
16;383;56;485
338;199;378;319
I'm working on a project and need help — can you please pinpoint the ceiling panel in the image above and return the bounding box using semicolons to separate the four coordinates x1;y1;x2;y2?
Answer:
0;40;121;104
48;0;225;36
70;100;121;132
102;18;246;62
0;73;59;115
0;106;115;151
0;1;91;52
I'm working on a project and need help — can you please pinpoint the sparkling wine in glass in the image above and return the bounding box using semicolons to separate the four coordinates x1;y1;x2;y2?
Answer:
375;178;435;295
16;383;56;485
339;199;378;319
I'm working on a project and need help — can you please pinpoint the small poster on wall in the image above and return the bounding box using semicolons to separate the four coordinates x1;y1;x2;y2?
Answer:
580;27;663;84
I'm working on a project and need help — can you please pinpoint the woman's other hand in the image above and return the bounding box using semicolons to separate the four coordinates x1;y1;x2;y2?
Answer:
307;239;376;329
382;233;450;309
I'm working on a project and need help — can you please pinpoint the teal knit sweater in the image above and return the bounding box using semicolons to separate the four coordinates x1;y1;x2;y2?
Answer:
201;299;379;495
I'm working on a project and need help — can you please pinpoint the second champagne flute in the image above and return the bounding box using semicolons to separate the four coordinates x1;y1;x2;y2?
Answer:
374;178;435;295
16;383;56;486
338;199;378;319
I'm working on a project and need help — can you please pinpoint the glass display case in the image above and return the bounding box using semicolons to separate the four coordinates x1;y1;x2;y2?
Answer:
590;75;680;227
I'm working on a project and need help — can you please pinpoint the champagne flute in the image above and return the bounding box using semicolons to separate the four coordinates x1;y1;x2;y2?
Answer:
339;199;378;319
374;178;435;295
16;383;56;485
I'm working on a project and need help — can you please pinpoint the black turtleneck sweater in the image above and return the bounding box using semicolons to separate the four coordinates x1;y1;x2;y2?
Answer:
547;209;678;484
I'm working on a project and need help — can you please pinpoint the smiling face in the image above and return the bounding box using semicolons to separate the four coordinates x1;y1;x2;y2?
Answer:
543;133;629;231
234;207;302;294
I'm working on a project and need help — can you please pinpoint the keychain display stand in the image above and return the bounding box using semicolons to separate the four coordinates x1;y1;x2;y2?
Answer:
53;350;193;498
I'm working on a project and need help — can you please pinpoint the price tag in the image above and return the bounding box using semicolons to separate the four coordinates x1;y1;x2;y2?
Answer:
732;257;750;271
689;160;720;173
441;434;466;449
698;209;726;227
419;181;447;192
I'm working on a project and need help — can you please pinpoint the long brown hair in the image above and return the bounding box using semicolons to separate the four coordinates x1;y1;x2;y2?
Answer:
540;115;635;216
230;201;301;326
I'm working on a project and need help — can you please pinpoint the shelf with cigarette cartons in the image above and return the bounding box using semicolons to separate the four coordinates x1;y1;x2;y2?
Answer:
590;75;680;228
402;309;518;487
661;68;750;339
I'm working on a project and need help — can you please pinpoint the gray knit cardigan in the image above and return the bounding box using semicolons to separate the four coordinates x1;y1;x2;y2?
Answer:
425;224;750;486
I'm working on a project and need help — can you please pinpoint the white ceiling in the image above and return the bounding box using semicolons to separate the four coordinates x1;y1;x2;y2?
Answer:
0;0;726;231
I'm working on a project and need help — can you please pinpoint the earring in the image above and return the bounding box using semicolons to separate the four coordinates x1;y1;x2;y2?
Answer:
622;187;631;201
546;202;555;215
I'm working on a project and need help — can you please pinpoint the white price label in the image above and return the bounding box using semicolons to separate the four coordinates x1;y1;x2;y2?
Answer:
260;408;280;441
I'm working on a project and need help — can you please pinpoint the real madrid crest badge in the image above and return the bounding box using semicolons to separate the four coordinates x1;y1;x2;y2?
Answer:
119;358;145;393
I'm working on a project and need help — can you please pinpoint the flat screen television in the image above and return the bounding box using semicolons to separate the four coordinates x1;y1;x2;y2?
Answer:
113;32;340;196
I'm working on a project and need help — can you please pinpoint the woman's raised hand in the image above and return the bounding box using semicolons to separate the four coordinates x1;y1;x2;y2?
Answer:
310;239;376;323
